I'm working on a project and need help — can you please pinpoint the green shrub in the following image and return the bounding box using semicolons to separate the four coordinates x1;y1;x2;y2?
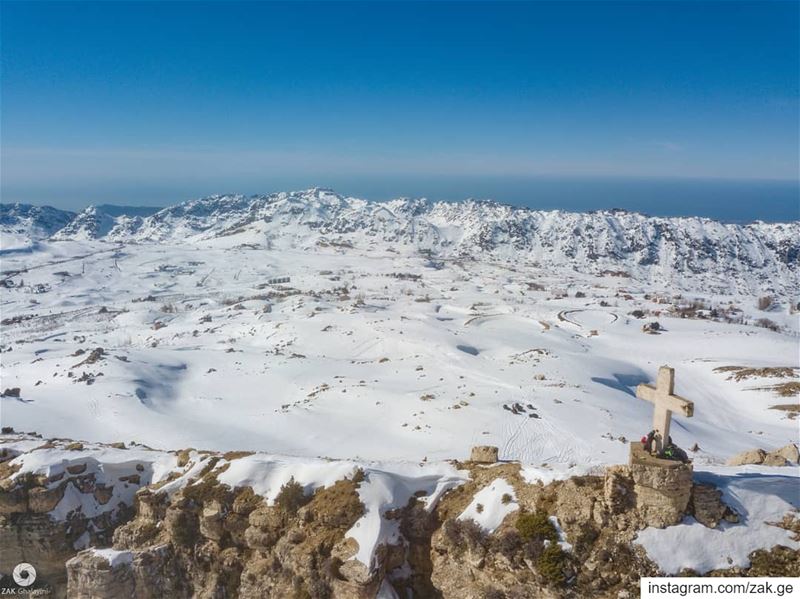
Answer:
537;543;567;586
275;477;310;515
515;511;558;543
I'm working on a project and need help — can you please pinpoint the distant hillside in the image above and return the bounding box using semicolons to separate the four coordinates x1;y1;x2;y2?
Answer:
2;189;798;295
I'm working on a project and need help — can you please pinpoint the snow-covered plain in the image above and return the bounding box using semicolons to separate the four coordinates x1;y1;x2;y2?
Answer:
1;231;796;464
1;190;798;573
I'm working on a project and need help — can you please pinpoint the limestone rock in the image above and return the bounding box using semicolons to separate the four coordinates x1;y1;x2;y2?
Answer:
554;478;598;527
629;443;692;528
765;443;799;466
339;557;374;585
28;483;67;513
762;453;789;467
199;500;225;541
470;445;499;463
66;550;135;598
0;513;72;597
776;443;800;464
690;483;738;528
604;466;635;515
727;448;766;466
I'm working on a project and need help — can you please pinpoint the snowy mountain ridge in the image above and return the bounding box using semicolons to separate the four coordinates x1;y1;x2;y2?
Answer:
2;189;798;295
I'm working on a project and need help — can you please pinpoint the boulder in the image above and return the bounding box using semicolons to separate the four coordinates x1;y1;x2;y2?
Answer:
726;448;766;466
770;443;799;465
470;445;499;464
762;453;789;467
641;322;661;334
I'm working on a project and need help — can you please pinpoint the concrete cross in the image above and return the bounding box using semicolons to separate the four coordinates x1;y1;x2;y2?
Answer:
636;366;694;453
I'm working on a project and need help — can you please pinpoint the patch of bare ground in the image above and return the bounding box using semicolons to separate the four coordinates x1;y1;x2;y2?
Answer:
715;367;800;401
770;404;800;419
768;511;800;542
758;382;800;398
714;366;798;381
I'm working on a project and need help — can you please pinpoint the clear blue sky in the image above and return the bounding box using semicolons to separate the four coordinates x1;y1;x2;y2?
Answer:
1;1;798;218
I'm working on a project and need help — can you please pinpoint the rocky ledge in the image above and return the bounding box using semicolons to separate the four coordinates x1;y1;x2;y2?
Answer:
0;434;797;598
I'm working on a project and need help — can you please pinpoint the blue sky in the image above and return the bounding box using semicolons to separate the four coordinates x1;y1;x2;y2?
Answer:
1;1;798;215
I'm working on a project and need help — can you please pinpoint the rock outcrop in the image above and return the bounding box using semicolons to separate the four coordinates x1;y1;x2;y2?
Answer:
0;434;793;599
67;477;371;599
0;441;140;597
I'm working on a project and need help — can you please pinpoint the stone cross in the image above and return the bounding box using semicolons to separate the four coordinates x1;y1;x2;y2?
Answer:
636;366;693;453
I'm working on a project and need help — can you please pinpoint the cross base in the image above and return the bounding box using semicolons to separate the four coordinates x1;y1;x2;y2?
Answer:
629;442;690;469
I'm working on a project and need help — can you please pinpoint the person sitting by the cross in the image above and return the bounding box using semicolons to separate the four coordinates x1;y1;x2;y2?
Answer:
641;429;691;463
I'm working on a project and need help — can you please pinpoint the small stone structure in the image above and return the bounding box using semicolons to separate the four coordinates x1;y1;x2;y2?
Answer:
628;442;693;528
469;445;499;463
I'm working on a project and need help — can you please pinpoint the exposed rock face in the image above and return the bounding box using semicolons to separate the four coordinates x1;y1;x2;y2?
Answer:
66;551;136;598
628;444;693;528
690;484;739;529
0;513;72;598
604;465;636;515
429;463;661;598
469;445;499;464
66;475;371;598
0;435;785;599
0;444;139;597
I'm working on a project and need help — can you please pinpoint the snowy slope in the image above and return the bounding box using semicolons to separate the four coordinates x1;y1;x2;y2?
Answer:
1;234;797;467
1;189;797;469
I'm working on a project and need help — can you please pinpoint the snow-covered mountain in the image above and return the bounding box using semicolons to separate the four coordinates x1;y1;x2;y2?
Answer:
0;203;76;239
3;189;798;294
